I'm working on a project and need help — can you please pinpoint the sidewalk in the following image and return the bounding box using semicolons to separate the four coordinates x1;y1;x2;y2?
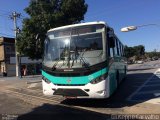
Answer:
0;75;42;81
0;75;42;94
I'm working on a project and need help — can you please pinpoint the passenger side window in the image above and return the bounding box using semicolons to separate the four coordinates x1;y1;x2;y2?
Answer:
116;39;119;56
110;47;114;57
107;27;116;58
109;37;115;57
118;42;122;56
121;45;124;57
107;27;124;58
114;38;118;56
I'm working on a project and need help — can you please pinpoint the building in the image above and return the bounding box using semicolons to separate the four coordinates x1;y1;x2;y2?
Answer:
0;37;42;76
0;37;15;76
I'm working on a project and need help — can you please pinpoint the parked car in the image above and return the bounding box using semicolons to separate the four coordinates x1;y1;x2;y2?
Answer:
152;57;158;61
137;60;144;64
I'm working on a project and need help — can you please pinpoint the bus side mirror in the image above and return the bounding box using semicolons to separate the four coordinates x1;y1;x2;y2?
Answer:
109;37;115;48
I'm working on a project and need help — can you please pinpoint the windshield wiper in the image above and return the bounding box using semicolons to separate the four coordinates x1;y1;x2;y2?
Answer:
71;47;79;67
70;47;90;69
52;60;60;71
70;29;90;69
79;51;90;69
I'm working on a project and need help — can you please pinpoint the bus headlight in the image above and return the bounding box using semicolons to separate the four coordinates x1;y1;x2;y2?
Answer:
90;73;108;84
42;76;51;84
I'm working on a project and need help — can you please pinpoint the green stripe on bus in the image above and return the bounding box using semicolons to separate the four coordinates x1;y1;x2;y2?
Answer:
42;68;108;85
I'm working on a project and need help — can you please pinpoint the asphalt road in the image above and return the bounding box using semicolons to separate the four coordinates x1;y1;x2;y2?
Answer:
0;60;160;120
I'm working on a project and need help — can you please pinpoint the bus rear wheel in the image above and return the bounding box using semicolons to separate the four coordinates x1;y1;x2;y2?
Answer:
116;71;119;88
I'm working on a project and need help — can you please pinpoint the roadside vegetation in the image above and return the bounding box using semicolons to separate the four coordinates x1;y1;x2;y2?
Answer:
124;45;160;64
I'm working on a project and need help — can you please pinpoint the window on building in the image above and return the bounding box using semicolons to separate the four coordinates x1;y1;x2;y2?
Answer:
5;46;11;53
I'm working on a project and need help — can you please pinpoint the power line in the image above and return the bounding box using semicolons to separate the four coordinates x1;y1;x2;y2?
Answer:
0;32;14;37
0;9;12;14
0;8;28;18
0;11;24;39
0;13;10;18
0;9;12;18
0;10;27;20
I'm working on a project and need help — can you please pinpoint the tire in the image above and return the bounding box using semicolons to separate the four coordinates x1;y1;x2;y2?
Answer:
124;66;127;75
116;71;119;87
123;66;127;81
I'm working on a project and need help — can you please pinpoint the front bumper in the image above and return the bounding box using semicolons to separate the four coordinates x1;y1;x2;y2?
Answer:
42;77;110;99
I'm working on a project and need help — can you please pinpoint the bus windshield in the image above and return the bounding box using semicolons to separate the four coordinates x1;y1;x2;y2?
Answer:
43;24;106;69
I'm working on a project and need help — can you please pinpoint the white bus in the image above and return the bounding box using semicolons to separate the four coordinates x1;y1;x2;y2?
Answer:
42;21;127;98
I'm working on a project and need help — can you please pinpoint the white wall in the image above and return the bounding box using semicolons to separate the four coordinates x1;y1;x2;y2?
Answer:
10;57;41;64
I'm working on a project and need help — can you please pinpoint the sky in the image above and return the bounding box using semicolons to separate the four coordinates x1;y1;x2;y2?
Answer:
0;0;160;52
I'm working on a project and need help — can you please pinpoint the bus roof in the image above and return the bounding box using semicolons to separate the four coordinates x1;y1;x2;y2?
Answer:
48;21;106;32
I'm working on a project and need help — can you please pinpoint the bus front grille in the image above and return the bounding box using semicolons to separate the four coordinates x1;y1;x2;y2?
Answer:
54;84;85;86
53;89;89;97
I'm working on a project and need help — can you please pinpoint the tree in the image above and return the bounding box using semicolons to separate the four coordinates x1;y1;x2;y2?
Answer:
124;45;145;59
17;0;88;59
124;45;135;58
146;49;160;58
133;45;145;56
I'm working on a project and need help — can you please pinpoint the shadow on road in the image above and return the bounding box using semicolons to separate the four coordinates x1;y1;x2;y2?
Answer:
61;72;159;108
14;71;159;120
127;68;154;72
17;103;110;120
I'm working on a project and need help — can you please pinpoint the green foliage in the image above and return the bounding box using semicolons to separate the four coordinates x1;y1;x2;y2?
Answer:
17;0;88;59
146;50;160;58
124;45;145;58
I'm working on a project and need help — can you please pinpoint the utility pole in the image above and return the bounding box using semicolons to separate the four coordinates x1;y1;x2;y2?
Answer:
10;12;21;77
